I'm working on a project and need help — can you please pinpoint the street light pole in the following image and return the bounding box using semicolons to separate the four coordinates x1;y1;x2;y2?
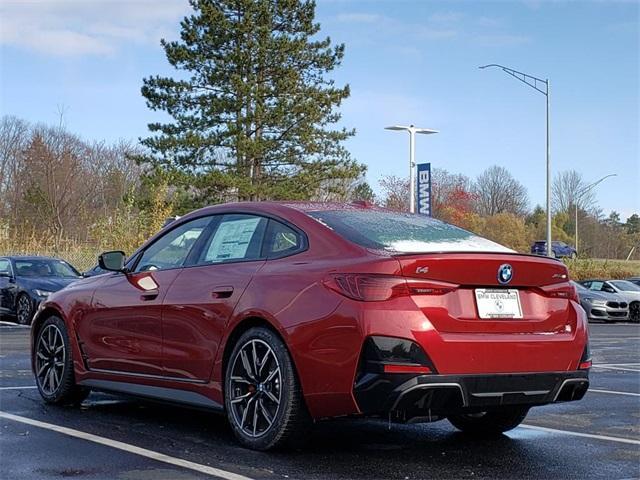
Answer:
385;125;438;213
546;81;552;259
480;64;552;256
409;128;416;213
574;174;617;255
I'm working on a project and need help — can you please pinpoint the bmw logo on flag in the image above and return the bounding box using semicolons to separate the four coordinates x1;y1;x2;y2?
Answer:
498;264;513;284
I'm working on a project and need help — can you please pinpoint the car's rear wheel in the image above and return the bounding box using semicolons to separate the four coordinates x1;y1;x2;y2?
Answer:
224;326;310;450
35;316;90;405
448;407;529;435
16;294;33;325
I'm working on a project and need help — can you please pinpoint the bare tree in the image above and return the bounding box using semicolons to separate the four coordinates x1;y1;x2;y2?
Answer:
0;116;30;224
432;168;473;218
552;170;597;214
379;174;409;211
4;118;144;246
473;166;529;217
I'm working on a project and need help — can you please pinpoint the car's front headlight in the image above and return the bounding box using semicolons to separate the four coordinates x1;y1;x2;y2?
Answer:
34;289;53;298
589;299;607;307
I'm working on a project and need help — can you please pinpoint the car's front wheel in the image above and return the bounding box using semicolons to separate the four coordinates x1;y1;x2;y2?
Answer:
224;326;310;450
16;293;33;325
630;302;640;323
34;316;90;405
448;407;529;435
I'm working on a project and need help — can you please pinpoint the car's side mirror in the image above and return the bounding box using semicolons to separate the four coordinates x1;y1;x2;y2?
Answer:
98;251;127;272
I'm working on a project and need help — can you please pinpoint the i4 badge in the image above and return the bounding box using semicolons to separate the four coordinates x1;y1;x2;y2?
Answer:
497;264;513;285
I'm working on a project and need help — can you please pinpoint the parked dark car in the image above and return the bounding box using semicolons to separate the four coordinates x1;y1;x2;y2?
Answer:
83;264;108;277
531;241;577;258
627;277;640;287
573;281;628;323
0;256;81;325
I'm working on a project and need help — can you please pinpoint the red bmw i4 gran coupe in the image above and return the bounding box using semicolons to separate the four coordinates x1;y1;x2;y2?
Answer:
31;202;590;450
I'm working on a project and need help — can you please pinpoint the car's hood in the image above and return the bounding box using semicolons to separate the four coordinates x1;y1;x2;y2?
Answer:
578;290;612;301
615;291;640;302
17;276;80;293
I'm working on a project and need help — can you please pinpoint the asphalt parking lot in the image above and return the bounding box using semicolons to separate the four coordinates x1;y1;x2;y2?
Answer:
1;322;638;480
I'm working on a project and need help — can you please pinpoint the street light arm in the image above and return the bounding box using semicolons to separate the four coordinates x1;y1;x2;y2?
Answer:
576;174;617;199
479;64;548;96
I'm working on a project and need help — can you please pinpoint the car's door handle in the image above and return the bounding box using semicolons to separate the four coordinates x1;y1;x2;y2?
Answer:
140;290;159;301
212;286;234;299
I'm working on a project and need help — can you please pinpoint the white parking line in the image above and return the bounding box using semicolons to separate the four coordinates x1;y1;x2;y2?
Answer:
0;386;37;390
0;321;28;327
593;363;640;366
588;388;640;397
592;365;640;372
0;411;254;480
520;424;640;446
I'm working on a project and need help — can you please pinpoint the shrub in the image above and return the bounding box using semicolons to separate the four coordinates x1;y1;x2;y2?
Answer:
564;258;640;281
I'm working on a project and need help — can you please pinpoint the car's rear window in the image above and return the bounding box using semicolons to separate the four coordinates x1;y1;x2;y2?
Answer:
306;210;513;254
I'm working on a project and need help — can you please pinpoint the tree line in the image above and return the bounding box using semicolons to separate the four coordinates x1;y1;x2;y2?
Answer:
1;0;637;262
376;167;638;259
1;113;636;260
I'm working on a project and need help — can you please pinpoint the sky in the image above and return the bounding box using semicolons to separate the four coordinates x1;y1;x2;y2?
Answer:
1;0;638;220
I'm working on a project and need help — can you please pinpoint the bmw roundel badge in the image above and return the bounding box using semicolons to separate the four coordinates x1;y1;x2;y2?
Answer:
498;264;513;285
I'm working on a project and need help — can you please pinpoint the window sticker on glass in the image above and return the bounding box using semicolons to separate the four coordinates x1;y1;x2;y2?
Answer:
206;217;262;262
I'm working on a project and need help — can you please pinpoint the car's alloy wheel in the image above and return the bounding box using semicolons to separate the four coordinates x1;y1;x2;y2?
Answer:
228;338;282;438
224;327;310;450
630;302;640;323
34;316;90;405
35;324;65;395
16;294;32;325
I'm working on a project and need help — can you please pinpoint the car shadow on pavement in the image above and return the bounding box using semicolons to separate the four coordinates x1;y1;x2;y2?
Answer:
59;392;615;479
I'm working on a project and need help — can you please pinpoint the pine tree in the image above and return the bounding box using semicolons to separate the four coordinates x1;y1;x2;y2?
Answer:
140;0;363;203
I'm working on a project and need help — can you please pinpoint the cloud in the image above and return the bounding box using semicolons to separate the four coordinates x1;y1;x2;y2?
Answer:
418;28;458;40
477;16;503;28
474;34;532;47
0;0;191;57
428;12;464;24
336;13;385;24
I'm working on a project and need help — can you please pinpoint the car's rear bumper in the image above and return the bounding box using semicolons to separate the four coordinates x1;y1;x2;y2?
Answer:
354;370;589;421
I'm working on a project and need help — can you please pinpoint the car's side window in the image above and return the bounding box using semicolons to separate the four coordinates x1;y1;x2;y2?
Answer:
263;220;303;258
589;281;604;291
0;259;10;274
197;214;267;264
134;216;211;272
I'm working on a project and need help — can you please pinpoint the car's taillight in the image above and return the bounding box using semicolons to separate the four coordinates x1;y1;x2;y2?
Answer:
538;282;579;303
323;274;456;302
578;343;591;370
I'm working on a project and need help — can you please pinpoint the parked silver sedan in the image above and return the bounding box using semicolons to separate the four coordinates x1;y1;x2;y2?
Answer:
573;281;629;323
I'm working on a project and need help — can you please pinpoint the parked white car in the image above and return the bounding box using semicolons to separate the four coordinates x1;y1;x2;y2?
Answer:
579;279;640;322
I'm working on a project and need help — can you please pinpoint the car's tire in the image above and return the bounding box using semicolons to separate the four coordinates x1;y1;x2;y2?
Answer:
570;252;577;259
34;316;90;405
224;326;310;451
630;302;640;323
448;407;529;436
16;293;34;325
